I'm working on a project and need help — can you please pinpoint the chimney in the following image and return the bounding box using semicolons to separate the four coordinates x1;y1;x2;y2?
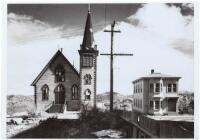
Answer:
151;69;154;74
61;48;63;53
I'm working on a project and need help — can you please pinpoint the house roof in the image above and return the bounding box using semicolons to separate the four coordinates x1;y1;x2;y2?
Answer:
31;50;79;86
133;72;181;83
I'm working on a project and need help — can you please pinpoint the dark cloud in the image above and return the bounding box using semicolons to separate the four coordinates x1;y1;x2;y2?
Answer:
7;4;143;46
166;3;194;16
8;4;143;30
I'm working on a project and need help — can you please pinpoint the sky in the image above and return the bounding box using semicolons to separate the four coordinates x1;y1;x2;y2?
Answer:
7;3;194;95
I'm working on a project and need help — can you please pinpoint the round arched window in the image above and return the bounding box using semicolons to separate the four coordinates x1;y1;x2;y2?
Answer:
84;89;91;100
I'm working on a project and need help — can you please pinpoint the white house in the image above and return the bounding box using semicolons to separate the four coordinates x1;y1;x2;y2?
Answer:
132;69;181;115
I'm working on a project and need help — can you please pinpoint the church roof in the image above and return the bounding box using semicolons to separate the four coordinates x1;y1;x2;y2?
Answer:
31;50;79;86
81;10;95;50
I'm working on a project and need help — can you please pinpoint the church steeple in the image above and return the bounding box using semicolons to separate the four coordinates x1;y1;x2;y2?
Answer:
79;5;98;110
81;5;95;50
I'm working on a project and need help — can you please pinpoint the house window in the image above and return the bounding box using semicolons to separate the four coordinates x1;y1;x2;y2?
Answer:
155;100;160;110
139;84;141;93
136;99;138;107
84;74;92;85
137;85;138;93
82;55;93;67
150;83;154;93
139;100;141;108
134;99;136;106
42;84;49;100
55;65;65;82
173;84;177;92
167;84;172;92
72;85;79;100
150;101;153;110
155;83;160;92
84;89;91;100
136;85;137;93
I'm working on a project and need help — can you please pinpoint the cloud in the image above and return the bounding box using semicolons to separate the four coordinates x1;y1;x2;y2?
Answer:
125;16;145;28
124;4;193;58
7;4;145;46
166;3;194;16
8;4;143;28
171;39;193;58
7;21;194;95
7;13;63;46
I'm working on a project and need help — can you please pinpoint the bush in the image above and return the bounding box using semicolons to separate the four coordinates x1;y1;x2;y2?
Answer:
12;108;126;138
22;115;28;120
79;108;124;131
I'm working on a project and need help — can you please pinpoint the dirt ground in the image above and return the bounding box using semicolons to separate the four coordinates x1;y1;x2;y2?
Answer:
10;110;127;138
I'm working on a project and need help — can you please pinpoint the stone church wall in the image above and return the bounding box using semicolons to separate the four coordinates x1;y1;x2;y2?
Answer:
35;54;80;112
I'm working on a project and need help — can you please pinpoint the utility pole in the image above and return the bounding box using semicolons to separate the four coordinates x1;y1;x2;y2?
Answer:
101;21;133;111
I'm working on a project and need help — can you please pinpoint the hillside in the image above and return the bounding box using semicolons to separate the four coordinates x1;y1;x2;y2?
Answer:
7;93;133;115
96;92;132;102
7;95;35;116
96;92;133;111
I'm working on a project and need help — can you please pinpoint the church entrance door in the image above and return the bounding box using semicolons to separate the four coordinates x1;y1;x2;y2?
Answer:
55;92;65;104
54;84;65;104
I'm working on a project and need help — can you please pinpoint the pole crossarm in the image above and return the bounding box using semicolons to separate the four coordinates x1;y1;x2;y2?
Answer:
104;30;121;33
101;53;133;56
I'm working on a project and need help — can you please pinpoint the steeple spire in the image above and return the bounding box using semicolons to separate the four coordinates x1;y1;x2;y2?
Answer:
88;4;91;13
81;4;94;50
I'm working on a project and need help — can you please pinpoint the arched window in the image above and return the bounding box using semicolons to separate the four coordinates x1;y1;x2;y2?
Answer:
54;84;65;93
72;85;79;100
55;64;65;82
84;74;92;85
41;84;49;101
84;89;91;100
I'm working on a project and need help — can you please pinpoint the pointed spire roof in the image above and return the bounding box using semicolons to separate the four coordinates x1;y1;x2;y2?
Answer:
81;7;94;50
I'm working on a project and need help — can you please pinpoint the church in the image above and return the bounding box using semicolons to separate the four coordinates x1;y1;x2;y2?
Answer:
31;9;98;113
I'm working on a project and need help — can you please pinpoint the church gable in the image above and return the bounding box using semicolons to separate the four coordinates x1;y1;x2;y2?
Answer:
31;50;79;86
32;50;80;112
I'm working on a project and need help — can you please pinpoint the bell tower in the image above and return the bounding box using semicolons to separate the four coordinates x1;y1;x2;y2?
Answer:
78;6;98;109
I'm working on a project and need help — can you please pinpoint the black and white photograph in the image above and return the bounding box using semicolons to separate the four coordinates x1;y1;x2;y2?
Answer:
2;2;197;139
